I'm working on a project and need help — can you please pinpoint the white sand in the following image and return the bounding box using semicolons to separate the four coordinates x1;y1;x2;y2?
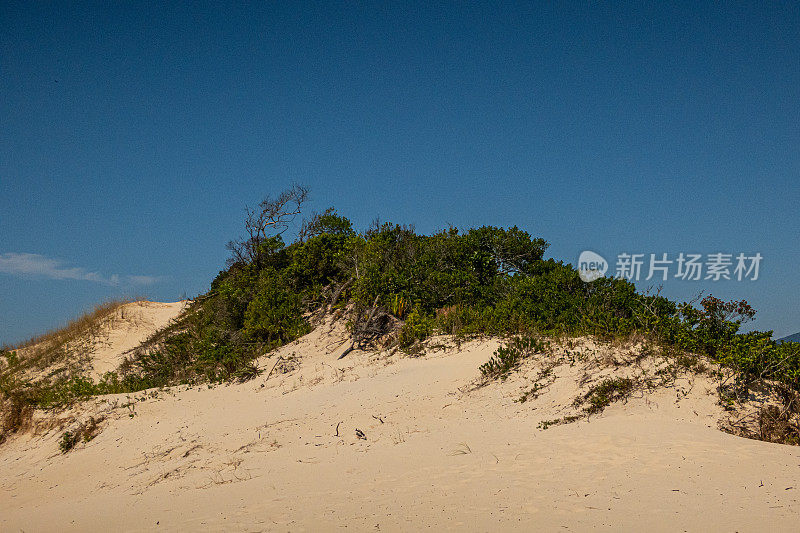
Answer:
2;312;799;531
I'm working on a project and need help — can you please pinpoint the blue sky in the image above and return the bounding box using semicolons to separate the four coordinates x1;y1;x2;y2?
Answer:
1;1;798;344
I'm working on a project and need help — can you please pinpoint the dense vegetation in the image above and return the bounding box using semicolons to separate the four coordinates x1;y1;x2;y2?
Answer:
2;186;799;444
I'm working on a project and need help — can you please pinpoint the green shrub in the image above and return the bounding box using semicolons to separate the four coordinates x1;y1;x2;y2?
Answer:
717;333;800;390
398;310;435;348
243;269;310;346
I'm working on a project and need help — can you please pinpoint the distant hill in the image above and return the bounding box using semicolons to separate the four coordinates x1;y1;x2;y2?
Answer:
777;332;800;344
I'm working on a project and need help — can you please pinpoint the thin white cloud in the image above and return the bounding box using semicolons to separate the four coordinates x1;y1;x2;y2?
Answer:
0;253;162;286
127;275;165;286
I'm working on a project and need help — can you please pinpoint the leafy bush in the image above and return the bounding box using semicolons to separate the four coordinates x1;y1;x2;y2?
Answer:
113;213;565;386
398;310;435;348
243;269;310;345
717;334;800;390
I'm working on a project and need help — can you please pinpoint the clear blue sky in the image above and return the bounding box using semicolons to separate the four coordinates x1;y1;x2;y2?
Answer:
1;1;798;345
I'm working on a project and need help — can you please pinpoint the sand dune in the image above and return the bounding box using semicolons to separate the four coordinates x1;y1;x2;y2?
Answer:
85;300;187;378
2;311;799;531
11;300;187;381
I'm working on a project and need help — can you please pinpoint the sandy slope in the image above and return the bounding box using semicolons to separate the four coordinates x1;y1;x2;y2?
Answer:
12;300;187;380
2;317;800;531
86;301;188;378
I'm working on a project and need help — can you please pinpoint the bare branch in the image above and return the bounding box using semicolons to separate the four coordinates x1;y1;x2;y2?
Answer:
227;185;309;267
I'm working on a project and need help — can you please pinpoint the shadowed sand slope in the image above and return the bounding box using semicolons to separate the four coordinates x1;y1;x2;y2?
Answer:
2;321;800;531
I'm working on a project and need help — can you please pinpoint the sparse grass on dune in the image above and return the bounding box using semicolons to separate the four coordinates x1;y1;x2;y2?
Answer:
482;333;800;445
0;298;143;444
0;388;34;445
8;298;138;373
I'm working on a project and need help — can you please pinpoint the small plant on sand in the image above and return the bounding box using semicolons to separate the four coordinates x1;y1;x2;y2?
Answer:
757;405;800;445
518;365;557;403
576;377;636;415
58;416;103;454
449;442;472;455
58;430;79;453
233;362;261;382
538;415;583;430
398;309;435;349
723;384;800;445
480;337;550;380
